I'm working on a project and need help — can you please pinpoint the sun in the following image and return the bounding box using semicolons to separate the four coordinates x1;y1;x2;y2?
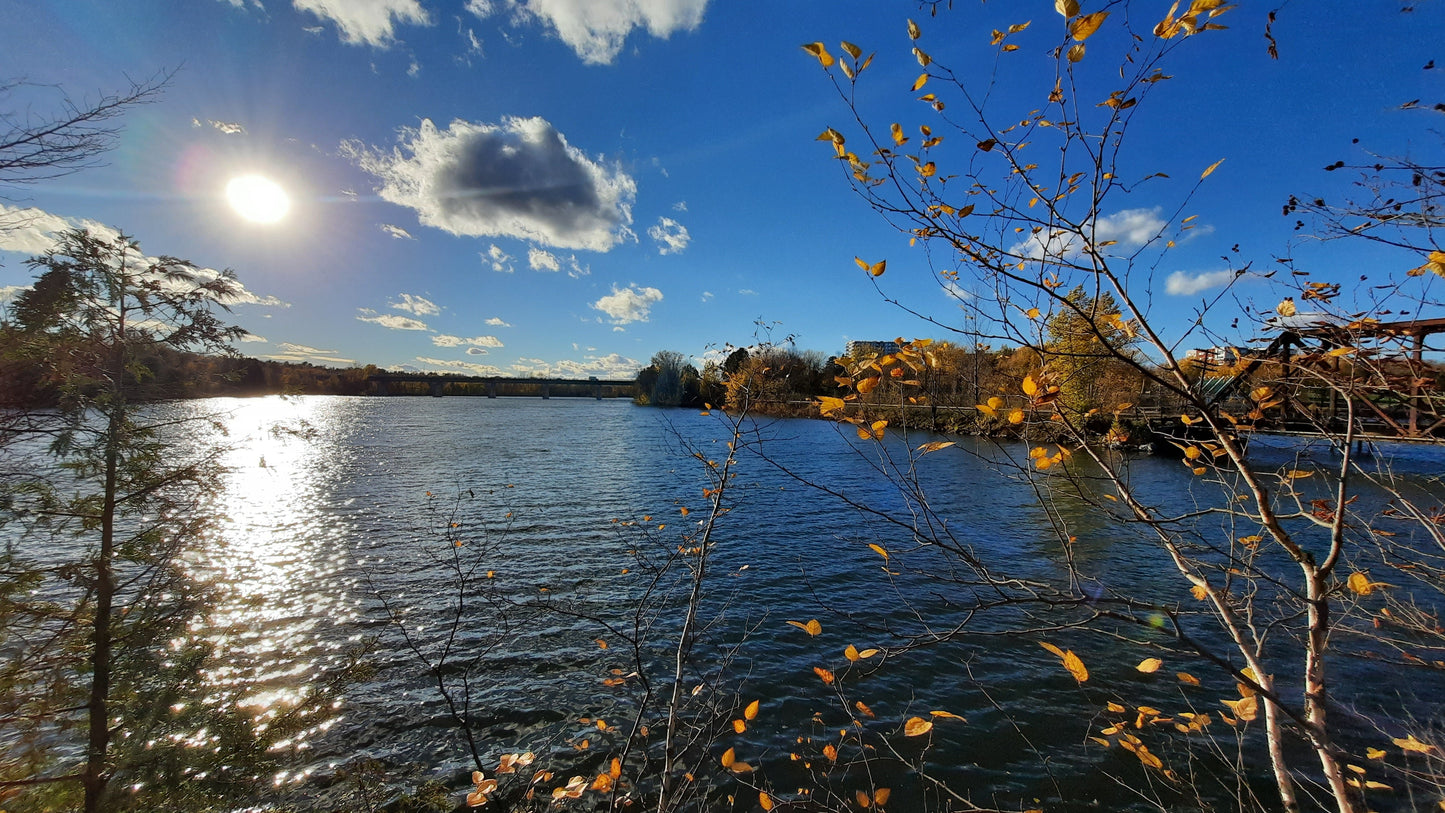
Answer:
225;174;291;224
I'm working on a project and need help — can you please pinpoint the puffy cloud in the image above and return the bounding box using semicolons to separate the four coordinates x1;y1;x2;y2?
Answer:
648;216;690;255
1011;207;1168;260
485;317;511;326
486;244;515;273
238;332;268;342
357;308;429;330
414;356;501;376
381;223;414;239
1166;268;1240;296
432;334;504;348
466;346;488;355
390;292;439;315
593;284;662;325
266;342;355;365
529;247;561;271
344;116;636;251
469;0;709;65
509;352;641;378
0;205;287;307
291;0;430;47
0;284;28;303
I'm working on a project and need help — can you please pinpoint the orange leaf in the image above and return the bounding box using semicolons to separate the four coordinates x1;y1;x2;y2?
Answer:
744;699;760;720
814;666;835;685
1137;658;1163;673
904;716;934;736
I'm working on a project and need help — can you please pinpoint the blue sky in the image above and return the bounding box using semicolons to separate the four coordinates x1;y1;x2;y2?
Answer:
1;1;1440;378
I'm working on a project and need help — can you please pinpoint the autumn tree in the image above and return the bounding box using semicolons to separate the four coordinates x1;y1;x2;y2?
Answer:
795;5;1445;813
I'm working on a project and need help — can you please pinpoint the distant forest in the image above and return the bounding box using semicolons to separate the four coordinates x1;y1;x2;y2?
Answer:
0;335;387;408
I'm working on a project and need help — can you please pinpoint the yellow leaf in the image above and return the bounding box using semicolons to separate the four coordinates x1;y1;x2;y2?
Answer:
1201;158;1226;179
1222;696;1258;722
1008;21;1031;34
1137;658;1163;673
1026;307;1041;319
1366;747;1386;759
869;260;887;277
907;18;921;39
1393;734;1437;754
890;122;907;146
720;747;736;768
917;440;956;454
1348;571;1386;596
788;619;823;636
730;761;753;774
1069;11;1109;41
845;644;861;662
911;73;929;92
856;790;872;808
875;789;891;805
760;791;775;811
1177;672;1200;686
1039;641;1066;658
1067;43;1086;62
976;402;998;418
1055;0;1079;17
1063;650;1089;682
818;396;846;417
1008;409;1025;425
823;743;838;761
857;648;880;659
840;41;862;60
802;42;835;68
733;718;747;733
930;710;966;721
904;716;934;736
1022;375;1040;397
855;700;875;717
745;699;760;720
1276;297;1297;317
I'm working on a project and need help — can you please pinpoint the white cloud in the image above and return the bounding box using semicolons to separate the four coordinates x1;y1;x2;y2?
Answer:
266;342;355;365
529;247;561;271
407;58;421;76
344;116;636;251
1166;269;1240;296
738;288;756;296
470;0;710;65
239;332;269;342
390;293;439;315
381;223;414;239
648;216;690;255
431;334;504;348
193;117;246;134
357;308;429;330
0;284;28;303
509;352;641;378
485;317;510;326
466;347;488;355
414;355;502;376
700;291;712;302
672;200;687;212
592;283;662;324
0;205;287;307
486;244;515;273
291;0;430;47
1010;207;1169;260
942;281;969;301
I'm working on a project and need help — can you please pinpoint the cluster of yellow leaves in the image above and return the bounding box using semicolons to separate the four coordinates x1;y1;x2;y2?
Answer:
817;339;934;428
467;753;546;808
1029;445;1071;471
720;746;754;774
1219;667;1260;724
1154;0;1233;39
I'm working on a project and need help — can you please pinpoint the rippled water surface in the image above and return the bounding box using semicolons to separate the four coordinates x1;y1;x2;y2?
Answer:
163;396;1443;810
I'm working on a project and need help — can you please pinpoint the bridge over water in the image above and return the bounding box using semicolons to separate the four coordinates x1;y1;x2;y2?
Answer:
366;374;635;399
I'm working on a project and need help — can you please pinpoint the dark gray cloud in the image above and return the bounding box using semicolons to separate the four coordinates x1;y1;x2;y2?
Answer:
344;116;635;251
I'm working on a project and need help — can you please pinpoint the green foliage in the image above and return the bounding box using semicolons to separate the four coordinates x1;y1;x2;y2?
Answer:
0;228;325;811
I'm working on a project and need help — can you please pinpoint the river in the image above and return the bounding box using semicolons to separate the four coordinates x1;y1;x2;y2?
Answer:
156;396;1445;810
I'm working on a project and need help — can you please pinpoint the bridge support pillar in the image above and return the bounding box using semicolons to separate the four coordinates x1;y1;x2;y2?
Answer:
594;382;602;400
541;381;550;400
487;382;497;398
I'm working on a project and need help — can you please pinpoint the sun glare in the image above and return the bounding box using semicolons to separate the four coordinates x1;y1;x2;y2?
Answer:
226;174;291;224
